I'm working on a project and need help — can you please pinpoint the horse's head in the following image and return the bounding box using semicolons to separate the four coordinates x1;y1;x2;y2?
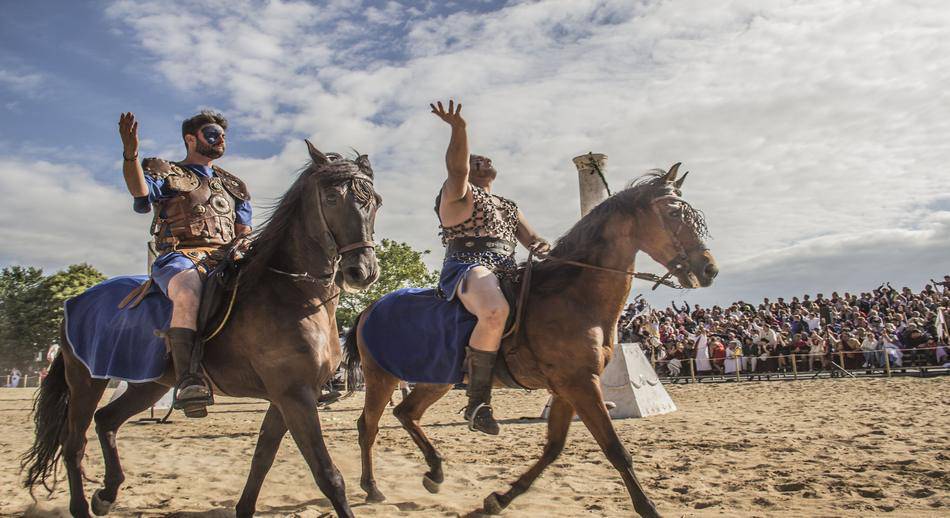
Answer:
637;163;718;289
303;140;381;292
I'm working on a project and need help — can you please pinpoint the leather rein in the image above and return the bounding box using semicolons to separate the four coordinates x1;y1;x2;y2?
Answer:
501;194;701;340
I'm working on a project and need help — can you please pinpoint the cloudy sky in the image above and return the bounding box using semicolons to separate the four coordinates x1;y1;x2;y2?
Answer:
1;0;947;308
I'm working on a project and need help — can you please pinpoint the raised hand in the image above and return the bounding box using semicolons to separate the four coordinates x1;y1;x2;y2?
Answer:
118;112;139;160
430;99;465;128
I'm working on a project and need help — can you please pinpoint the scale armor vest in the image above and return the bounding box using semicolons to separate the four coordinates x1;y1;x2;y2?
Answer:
437;184;519;246
143;158;250;253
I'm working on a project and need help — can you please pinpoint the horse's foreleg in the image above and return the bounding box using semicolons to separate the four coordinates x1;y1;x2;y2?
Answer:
567;378;662;518
92;382;168;515
357;375;398;502
276;388;353;518
482;394;574;514
62;368;108;518
392;383;452;493
236;404;287;518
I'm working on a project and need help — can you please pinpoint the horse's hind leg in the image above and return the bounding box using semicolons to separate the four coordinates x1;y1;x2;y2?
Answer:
62;355;108;518
565;380;662;518
482;394;574;514
91;382;168;515
392;383;452;493
236;404;287;518
357;367;399;502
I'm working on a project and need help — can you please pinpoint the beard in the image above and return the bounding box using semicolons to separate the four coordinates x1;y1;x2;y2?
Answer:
470;166;497;185
197;140;225;159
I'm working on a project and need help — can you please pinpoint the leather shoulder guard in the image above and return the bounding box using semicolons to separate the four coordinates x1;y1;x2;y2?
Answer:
142;157;200;193
212;165;250;201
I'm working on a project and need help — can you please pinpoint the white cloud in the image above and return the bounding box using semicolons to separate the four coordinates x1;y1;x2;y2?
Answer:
0;67;44;97
5;0;949;308
0;158;150;275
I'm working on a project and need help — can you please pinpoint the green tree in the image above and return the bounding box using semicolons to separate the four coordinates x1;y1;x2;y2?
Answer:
0;266;47;370
37;263;107;347
336;239;439;330
0;263;105;371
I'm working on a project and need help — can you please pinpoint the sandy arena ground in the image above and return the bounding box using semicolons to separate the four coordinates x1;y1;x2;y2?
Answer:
1;377;947;517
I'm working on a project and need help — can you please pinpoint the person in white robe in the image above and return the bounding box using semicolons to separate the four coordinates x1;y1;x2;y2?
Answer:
694;331;711;372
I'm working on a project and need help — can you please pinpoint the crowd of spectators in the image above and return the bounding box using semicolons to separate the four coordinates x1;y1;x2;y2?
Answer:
618;276;950;379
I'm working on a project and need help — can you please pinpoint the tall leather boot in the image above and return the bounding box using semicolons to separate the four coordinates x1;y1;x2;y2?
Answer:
165;327;212;418
464;347;500;435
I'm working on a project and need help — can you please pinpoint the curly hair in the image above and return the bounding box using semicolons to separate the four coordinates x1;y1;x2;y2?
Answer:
181;110;228;140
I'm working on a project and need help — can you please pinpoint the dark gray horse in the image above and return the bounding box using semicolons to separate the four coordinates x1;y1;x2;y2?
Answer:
21;142;380;518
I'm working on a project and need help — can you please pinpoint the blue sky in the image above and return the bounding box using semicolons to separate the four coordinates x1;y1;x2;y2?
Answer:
1;0;948;308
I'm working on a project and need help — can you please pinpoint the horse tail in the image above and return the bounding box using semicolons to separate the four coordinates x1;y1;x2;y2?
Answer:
20;347;69;497
342;308;368;394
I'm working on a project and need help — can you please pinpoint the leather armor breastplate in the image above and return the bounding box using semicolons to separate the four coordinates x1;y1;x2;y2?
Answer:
143;158;250;253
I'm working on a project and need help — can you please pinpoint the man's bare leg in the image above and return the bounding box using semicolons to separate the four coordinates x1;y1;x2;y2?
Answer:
165;268;211;417
456;266;508;435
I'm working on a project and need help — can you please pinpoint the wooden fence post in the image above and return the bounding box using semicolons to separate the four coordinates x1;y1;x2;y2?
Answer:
884;347;892;377
791;353;798;380
689;358;697;384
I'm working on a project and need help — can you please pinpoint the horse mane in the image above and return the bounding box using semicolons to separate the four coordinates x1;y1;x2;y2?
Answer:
239;154;376;290
531;171;706;295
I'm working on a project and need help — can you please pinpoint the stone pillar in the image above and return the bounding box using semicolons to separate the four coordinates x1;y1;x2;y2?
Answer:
572;153;609;217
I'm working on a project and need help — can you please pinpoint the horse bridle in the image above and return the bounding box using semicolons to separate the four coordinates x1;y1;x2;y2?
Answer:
537;193;705;290
647;193;708;290
502;193;707;341
269;171;376;288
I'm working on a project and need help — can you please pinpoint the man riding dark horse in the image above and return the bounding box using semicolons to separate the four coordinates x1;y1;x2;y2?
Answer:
117;110;252;417
430;100;550;434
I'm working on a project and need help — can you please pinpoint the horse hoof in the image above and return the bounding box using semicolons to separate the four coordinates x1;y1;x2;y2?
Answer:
483;492;504;515
361;479;386;503
91;489;114;516
422;474;441;494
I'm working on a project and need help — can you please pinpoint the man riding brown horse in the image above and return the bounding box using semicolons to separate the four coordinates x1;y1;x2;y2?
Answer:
118;110;252;417
430;99;550;434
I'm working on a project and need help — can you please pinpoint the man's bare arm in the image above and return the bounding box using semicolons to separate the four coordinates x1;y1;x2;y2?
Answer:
430;100;469;201
515;209;550;256
119;112;148;197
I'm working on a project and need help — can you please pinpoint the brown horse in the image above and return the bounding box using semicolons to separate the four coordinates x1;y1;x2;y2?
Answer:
345;164;717;517
21;142;381;518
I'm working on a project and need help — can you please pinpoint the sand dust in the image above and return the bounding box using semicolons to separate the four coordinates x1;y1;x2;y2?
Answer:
1;377;947;517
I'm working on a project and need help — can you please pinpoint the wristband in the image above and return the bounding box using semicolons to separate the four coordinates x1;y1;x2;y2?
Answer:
123;152;138;162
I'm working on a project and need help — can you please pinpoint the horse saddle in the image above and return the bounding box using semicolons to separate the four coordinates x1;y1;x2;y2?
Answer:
116;256;241;344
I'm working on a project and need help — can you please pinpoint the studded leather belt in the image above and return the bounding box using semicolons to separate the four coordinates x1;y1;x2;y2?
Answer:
445;236;516;258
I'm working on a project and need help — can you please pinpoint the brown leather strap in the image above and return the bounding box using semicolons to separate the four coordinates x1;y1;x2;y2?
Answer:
337;240;375;255
500;251;535;341
118;278;153;309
